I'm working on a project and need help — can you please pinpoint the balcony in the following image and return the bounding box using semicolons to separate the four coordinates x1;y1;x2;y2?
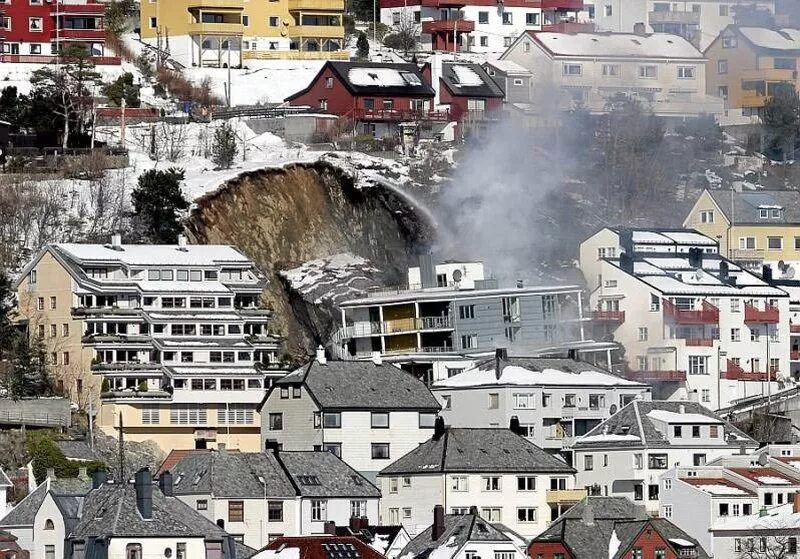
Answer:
243;50;350;60
350;108;451;122
685;338;714;347
188;0;245;9
101;390;172;400
744;303;780;324
741;92;769;108
592;310;625;323
723;360;777;382
421;0;468;6
740;68;798;82
54;28;106;41
663;299;719;325
187;22;244;36
541;22;595;32
625;369;687;382
648;10;700;25
730;248;765;262
56;3;107;15
288;0;344;9
546;489;587;504
792;325;800;334
422;19;475;34
287;25;344;39
541;0;584;8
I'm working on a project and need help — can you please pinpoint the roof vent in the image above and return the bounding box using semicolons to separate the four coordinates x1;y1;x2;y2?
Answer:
316;345;327;365
109;234;124;251
678;404;686;414
621;426;631;434
371;351;382;366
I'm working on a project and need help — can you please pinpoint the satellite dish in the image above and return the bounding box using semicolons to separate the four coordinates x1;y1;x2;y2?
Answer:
452;269;463;283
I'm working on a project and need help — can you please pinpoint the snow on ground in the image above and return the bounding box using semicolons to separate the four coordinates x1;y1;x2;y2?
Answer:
0;62;128;95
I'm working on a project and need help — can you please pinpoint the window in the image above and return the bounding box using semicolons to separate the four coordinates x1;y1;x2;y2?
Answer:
542;393;551;408
351;500;367;518
50;324;57;338
584;455;594;471
29;17;42;31
602;64;620;77
142;405;160;425
371;412;389;428
311;500;327;521
502;11;512;24
480;36;488;47
589;394;604;410
517;508;537;522
525;12;538;25
719;503;729;516
692;426;701;438
689;355;708;375
662;505;672;519
371;443;390;459
323;412;341;428
517;476;536;491
638;327;648;341
604;4;612;16
731;298;741;312
648;454;668;469
389;478;398;494
718;60;728;74
228;501;244;522
768;236;783;250
37;297;44;311
634;454;643;470
700;210;714;223
461;334;477;349
482;476;501;491
269;413;283;430
634;484;643;501
639;65;657;78
197;500;208;511
481;508;501;522
488;393;499;409
702;389;710;403
242;15;249;25
677;66;696;79
751;327;761;342
648;484;659;501
402;508;412;519
563;64;582;76
731;328;740;342
513;393;535;409
564;393;576;408
322;443;341;458
674;426;682;438
268;501;283;522
693;454;706;466
49;296;57;310
459;305;475;319
478;11;488;23
451;476;468;491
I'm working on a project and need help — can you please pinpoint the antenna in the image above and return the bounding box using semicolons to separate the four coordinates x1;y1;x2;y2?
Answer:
452;269;462;284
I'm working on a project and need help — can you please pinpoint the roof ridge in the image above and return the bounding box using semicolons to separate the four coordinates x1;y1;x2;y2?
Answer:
632;401;646;446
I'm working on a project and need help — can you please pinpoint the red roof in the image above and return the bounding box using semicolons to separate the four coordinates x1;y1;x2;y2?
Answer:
681;477;754;495
156;448;239;478
260;536;387;559
729;467;800;486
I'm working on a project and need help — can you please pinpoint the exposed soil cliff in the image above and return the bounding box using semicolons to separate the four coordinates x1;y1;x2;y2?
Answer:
184;160;434;357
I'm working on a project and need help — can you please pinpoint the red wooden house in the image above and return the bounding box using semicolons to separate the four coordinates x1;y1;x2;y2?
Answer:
285;61;442;136
437;62;503;139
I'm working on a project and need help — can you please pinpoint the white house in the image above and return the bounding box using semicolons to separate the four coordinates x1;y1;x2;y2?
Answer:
499;30;724;119
579;227;789;410
431;353;651;461
570;400;759;515
259;352;441;480
168;446;381;547
377;425;579;539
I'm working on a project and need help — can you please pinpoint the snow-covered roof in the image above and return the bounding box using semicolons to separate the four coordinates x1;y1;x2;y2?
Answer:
531;31;704;59
669;538;695;548
578;433;641;443
434;365;643;388
340;284;581;307
136;280;233;293
348;67;419;87
693;484;749;496
485;60;531;74
711;503;800;531
757;476;792;485
646;410;723;424
451;66;483;86
54;243;251;266
738;27;800;51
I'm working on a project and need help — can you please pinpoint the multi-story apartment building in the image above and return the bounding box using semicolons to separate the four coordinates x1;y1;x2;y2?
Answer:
168;446;381;547
431;352;651;462
335;258;586;383
379;0;589;53
571;400;759;514
500;30;723;119
685;188;800;272
15;236;281;453
139;0;346;68
259;353;441;480
661;454;800;557
591;0;775;50
377;425;579;539
0;0;116;62
580;227;788;410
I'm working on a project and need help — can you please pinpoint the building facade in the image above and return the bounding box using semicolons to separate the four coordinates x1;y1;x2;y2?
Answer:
590;0;775;50
15;237;281;453
571;400;759;515
139;0;347;67
500;30;724;119
432;355;651;461
377;426;579;539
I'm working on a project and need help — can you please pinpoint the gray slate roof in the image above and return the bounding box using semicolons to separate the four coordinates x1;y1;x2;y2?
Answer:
71;482;231;539
279;451;381;498
707;189;800;224
400;513;512;559
379;428;574;476
170;449;296;498
274;360;441;411
572;400;756;449
55;440;99;461
440;63;504;99
0;478;92;527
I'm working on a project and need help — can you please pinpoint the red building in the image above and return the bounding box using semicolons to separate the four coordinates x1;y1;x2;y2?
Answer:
286;61;443;136
437;62;503;138
529;497;710;559
255;534;387;559
0;0;117;64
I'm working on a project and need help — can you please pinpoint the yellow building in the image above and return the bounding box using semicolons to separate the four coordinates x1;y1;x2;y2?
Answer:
684;188;800;273
705;25;800;119
139;0;347;68
15;238;283;453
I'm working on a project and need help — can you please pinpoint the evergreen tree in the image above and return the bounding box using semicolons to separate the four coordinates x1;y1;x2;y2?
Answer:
762;86;800;160
211;123;238;169
102;72;140;108
131;168;189;243
356;32;370;59
104;0;136;37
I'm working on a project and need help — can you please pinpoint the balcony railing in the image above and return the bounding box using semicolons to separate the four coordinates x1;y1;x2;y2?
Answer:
54;28;106;40
791;324;800;334
723;359;777;382
744;303;780;324
349;108;451;122
421;0;468;6
287;25;344;39
422;19;475;34
663;299;719;325
545;489;588;504
730;248;765;261
685;338;714;347
56;4;107;15
243;50;349;61
648;10;700;24
187;22;244;35
344;316;453;338
625;369;687;381
287;0;344;9
541;0;584;9
0;54;121;65
188;0;245;9
592;310;625;323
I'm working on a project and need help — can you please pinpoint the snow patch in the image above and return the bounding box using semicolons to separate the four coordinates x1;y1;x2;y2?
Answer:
435;365;643;388
756;476;792;485
252;548;301;559
451;66;483;86
608;530;621;559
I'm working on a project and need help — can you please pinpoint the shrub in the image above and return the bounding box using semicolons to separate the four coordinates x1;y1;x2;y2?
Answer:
101;378;110;393
26;431;106;484
137;380;148;392
211;123;238;169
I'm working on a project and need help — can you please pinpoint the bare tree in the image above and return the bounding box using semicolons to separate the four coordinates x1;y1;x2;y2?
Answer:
384;10;419;56
737;534;794;559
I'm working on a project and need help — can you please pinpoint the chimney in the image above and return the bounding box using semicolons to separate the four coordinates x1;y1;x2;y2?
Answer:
324;521;337;535
495;348;508;380
360;516;369;529
763;265;773;284
177;234;187;247
469;505;478;516
619;229;633;255
433;416;446;441
111;234;122;248
316;345;327;365
678;404;686;414
217;443;226;452
619;252;633;274
509;416;524;436
432;505;445;541
794;492;800;514
78;467;88;480
350;516;360;530
582;502;595;526
687;390;699;403
371;351;382;366
159;471;174;497
516;279;524;289
46;468;55;480
719;261;729;281
418;253;436;289
134;468;153;520
633;22;646;35
91;470;108;489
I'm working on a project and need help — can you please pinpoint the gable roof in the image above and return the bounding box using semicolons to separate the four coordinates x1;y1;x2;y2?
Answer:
572;401;756;450
55;440;99;462
732;26;800;53
525;31;704;59
400;513;513;559
0;477;92;528
273;360;440;411
286;61;435;101
256;535;387;559
334;524;406;554
157;449;229;478
706;189;800;224
440;63;504;99
378;428;574;476
278;451;381;498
